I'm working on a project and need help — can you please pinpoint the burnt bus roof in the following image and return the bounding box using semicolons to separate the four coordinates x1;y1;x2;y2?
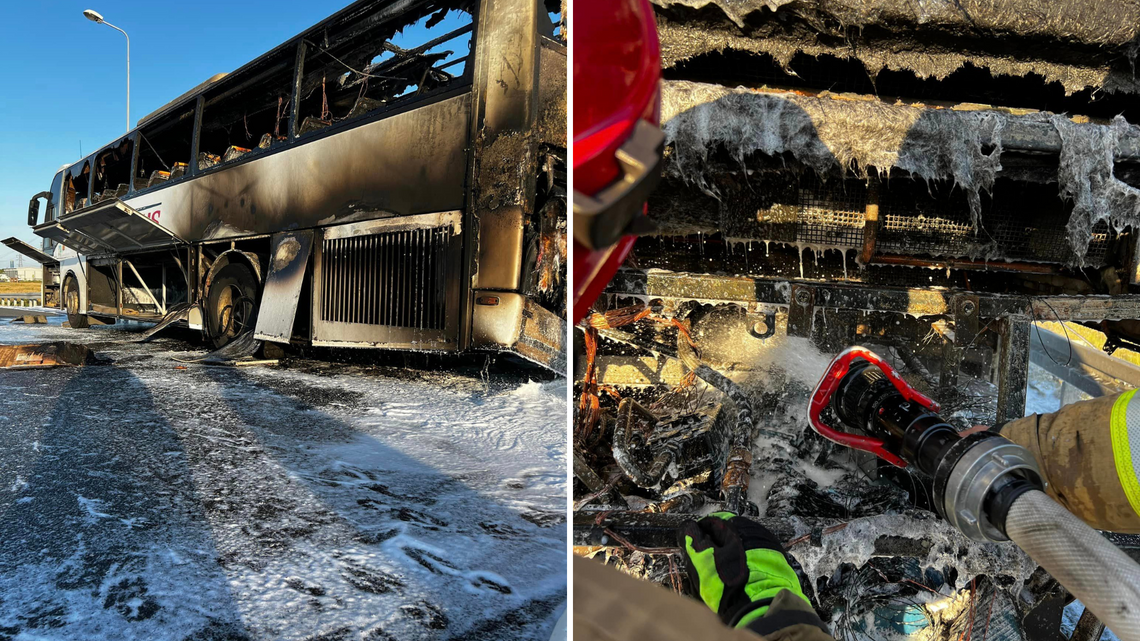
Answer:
136;73;228;129
68;0;446;174
65;0;562;178
138;0;423;128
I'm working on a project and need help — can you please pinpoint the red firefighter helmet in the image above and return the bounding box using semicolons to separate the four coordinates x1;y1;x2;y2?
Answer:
572;0;663;323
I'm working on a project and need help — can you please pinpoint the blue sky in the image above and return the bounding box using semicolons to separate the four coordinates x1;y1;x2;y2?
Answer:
0;1;370;265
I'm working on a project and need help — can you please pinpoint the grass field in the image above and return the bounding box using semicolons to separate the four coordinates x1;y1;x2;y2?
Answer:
0;282;41;295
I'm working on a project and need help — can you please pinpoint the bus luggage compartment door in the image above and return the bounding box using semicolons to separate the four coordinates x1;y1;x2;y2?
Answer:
311;212;463;351
2;237;58;266
32;221;111;256
58;200;184;253
254;230;314;343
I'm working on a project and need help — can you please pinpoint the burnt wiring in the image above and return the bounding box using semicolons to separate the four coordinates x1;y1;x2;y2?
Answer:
578;303;764;514
576;323;602;447
825;559;997;641
357;76;371;105
303;39;402;82
1029;295;1074;367
274;96;288;139
575;304;687;447
892;344;939;391
321;76;332;122
137;131;171;172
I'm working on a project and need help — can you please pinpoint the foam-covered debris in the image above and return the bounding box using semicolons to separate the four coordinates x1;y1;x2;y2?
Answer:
786;511;1038;588
662;80;1140;260
654;0;1140;44
1053;115;1140;262
652;0;1140;96
663;81;1005;225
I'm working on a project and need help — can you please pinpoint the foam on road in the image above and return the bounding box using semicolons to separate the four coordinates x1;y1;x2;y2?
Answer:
0;318;566;640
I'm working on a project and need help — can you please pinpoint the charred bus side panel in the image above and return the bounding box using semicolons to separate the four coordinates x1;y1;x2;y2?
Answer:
466;0;567;370
122;94;471;243
24;0;566;373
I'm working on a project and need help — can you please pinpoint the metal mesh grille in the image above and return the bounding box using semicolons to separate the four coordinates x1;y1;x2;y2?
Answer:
321;227;451;329
793;178;1111;264
796;177;866;247
982;189;1110;264
878;181;976;257
1090;224;1110;262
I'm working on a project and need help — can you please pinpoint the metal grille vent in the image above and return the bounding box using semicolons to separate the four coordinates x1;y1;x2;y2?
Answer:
879;183;976;257
793;177;1111;264
321;228;451;329
797;178;866;247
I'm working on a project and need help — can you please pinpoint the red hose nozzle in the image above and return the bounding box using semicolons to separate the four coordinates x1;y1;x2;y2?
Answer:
807;346;940;468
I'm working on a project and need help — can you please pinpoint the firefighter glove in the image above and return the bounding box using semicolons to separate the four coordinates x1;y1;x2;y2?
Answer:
678;512;814;630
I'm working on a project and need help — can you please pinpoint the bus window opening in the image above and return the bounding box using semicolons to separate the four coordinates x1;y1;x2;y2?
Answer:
136;109;194;190
64;161;92;214
92;137;134;204
199;53;295;170
296;0;473;136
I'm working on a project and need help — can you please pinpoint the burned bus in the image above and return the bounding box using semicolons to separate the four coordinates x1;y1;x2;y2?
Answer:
14;0;566;373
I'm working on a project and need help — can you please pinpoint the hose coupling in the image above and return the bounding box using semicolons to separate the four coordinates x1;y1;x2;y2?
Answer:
935;433;1043;542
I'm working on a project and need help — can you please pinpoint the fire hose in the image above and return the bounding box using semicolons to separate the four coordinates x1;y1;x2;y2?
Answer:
809;346;1140;640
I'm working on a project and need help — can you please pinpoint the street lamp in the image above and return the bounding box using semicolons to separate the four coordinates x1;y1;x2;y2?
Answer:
83;9;131;132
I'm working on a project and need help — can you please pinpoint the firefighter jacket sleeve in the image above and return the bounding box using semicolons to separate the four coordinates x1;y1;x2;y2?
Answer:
679;512;832;639
1001;391;1140;533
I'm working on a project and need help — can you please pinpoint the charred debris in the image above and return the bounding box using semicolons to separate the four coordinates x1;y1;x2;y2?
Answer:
575;2;1140;638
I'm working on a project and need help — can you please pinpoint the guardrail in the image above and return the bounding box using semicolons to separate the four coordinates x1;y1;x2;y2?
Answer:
1029;324;1140;397
0;293;43;307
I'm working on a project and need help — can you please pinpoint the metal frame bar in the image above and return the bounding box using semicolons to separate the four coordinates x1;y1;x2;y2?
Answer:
1030;324;1140;397
123;259;166;315
189;96;204;177
128;131;141;192
116;261;123;317
607;267;1140;423
996;317;1031;424
289;41;306;140
608;269;1140;321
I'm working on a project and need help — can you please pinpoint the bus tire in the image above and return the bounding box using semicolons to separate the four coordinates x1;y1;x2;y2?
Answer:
206;263;260;349
64;275;89;329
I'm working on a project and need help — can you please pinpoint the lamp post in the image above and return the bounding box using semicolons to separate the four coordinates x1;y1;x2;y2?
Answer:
83;9;131;132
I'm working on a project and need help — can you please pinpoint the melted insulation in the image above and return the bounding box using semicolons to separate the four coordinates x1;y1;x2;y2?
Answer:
663;80;1140;261
653;0;1140;96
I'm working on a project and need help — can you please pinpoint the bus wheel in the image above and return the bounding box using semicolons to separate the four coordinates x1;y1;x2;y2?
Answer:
64;275;89;329
206;263;260;349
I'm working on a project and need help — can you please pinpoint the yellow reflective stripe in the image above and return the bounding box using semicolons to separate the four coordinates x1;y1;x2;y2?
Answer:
1110;389;1140;519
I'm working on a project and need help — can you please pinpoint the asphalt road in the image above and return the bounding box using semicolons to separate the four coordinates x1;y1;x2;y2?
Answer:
0;314;567;641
